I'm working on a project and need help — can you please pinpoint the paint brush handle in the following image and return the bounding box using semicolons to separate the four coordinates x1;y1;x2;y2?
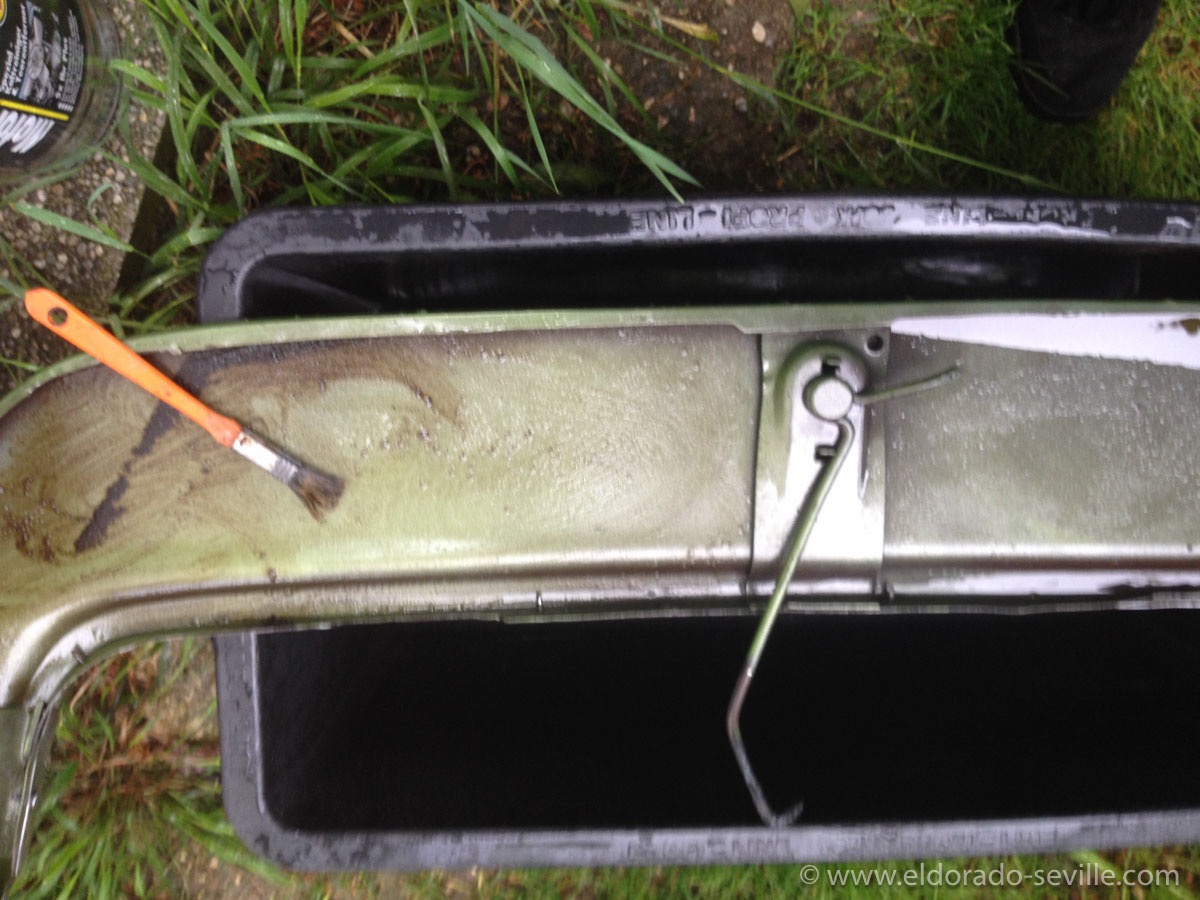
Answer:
24;288;244;448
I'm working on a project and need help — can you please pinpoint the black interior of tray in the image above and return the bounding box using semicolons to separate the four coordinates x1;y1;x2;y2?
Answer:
253;610;1200;831
227;239;1200;320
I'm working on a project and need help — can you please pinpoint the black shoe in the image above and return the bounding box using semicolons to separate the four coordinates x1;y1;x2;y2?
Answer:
1008;0;1162;121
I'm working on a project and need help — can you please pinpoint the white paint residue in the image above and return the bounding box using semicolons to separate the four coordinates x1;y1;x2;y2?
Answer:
891;313;1200;371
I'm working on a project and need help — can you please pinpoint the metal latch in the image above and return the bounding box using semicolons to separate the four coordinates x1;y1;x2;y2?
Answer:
729;337;957;826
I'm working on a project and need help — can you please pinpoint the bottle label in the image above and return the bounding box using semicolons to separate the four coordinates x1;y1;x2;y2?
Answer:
0;0;87;163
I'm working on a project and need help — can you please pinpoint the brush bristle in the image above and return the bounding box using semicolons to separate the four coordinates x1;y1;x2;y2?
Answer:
290;466;345;521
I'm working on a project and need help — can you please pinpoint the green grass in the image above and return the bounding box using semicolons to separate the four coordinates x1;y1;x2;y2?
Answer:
474;855;1200;897
4;0;703;324
8;640;385;898
771;0;1200;195
4;0;1200;894
8;641;296;898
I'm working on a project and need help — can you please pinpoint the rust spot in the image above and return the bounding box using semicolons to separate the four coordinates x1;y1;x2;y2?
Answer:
0;475;81;563
3;508;57;562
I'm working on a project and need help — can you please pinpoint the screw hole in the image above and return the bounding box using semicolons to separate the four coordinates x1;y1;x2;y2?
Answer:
865;333;885;355
48;307;68;326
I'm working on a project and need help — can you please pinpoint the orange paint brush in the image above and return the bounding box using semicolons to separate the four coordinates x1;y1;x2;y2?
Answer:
25;288;344;520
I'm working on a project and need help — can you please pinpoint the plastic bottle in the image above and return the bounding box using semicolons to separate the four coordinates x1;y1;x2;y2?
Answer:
0;0;121;182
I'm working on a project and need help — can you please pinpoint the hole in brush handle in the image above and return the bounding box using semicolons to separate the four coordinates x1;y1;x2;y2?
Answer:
48;307;68;326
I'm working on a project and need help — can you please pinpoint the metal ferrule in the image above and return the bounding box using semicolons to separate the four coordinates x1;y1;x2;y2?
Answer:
232;430;301;486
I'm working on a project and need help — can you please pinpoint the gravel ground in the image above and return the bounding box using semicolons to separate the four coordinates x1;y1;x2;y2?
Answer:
594;0;795;190
0;0;166;396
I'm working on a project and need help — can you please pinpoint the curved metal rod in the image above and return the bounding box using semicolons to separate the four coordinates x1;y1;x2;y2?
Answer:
856;365;959;405
726;418;855;827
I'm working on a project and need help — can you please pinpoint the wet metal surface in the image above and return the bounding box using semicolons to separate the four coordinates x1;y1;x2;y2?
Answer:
0;323;759;702
883;335;1200;592
2;305;1198;720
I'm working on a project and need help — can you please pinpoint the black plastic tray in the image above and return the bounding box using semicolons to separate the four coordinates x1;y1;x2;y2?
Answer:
197;195;1200;325
207;196;1200;871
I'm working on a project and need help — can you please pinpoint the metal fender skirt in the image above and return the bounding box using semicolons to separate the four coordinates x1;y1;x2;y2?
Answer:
1;197;1199;886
